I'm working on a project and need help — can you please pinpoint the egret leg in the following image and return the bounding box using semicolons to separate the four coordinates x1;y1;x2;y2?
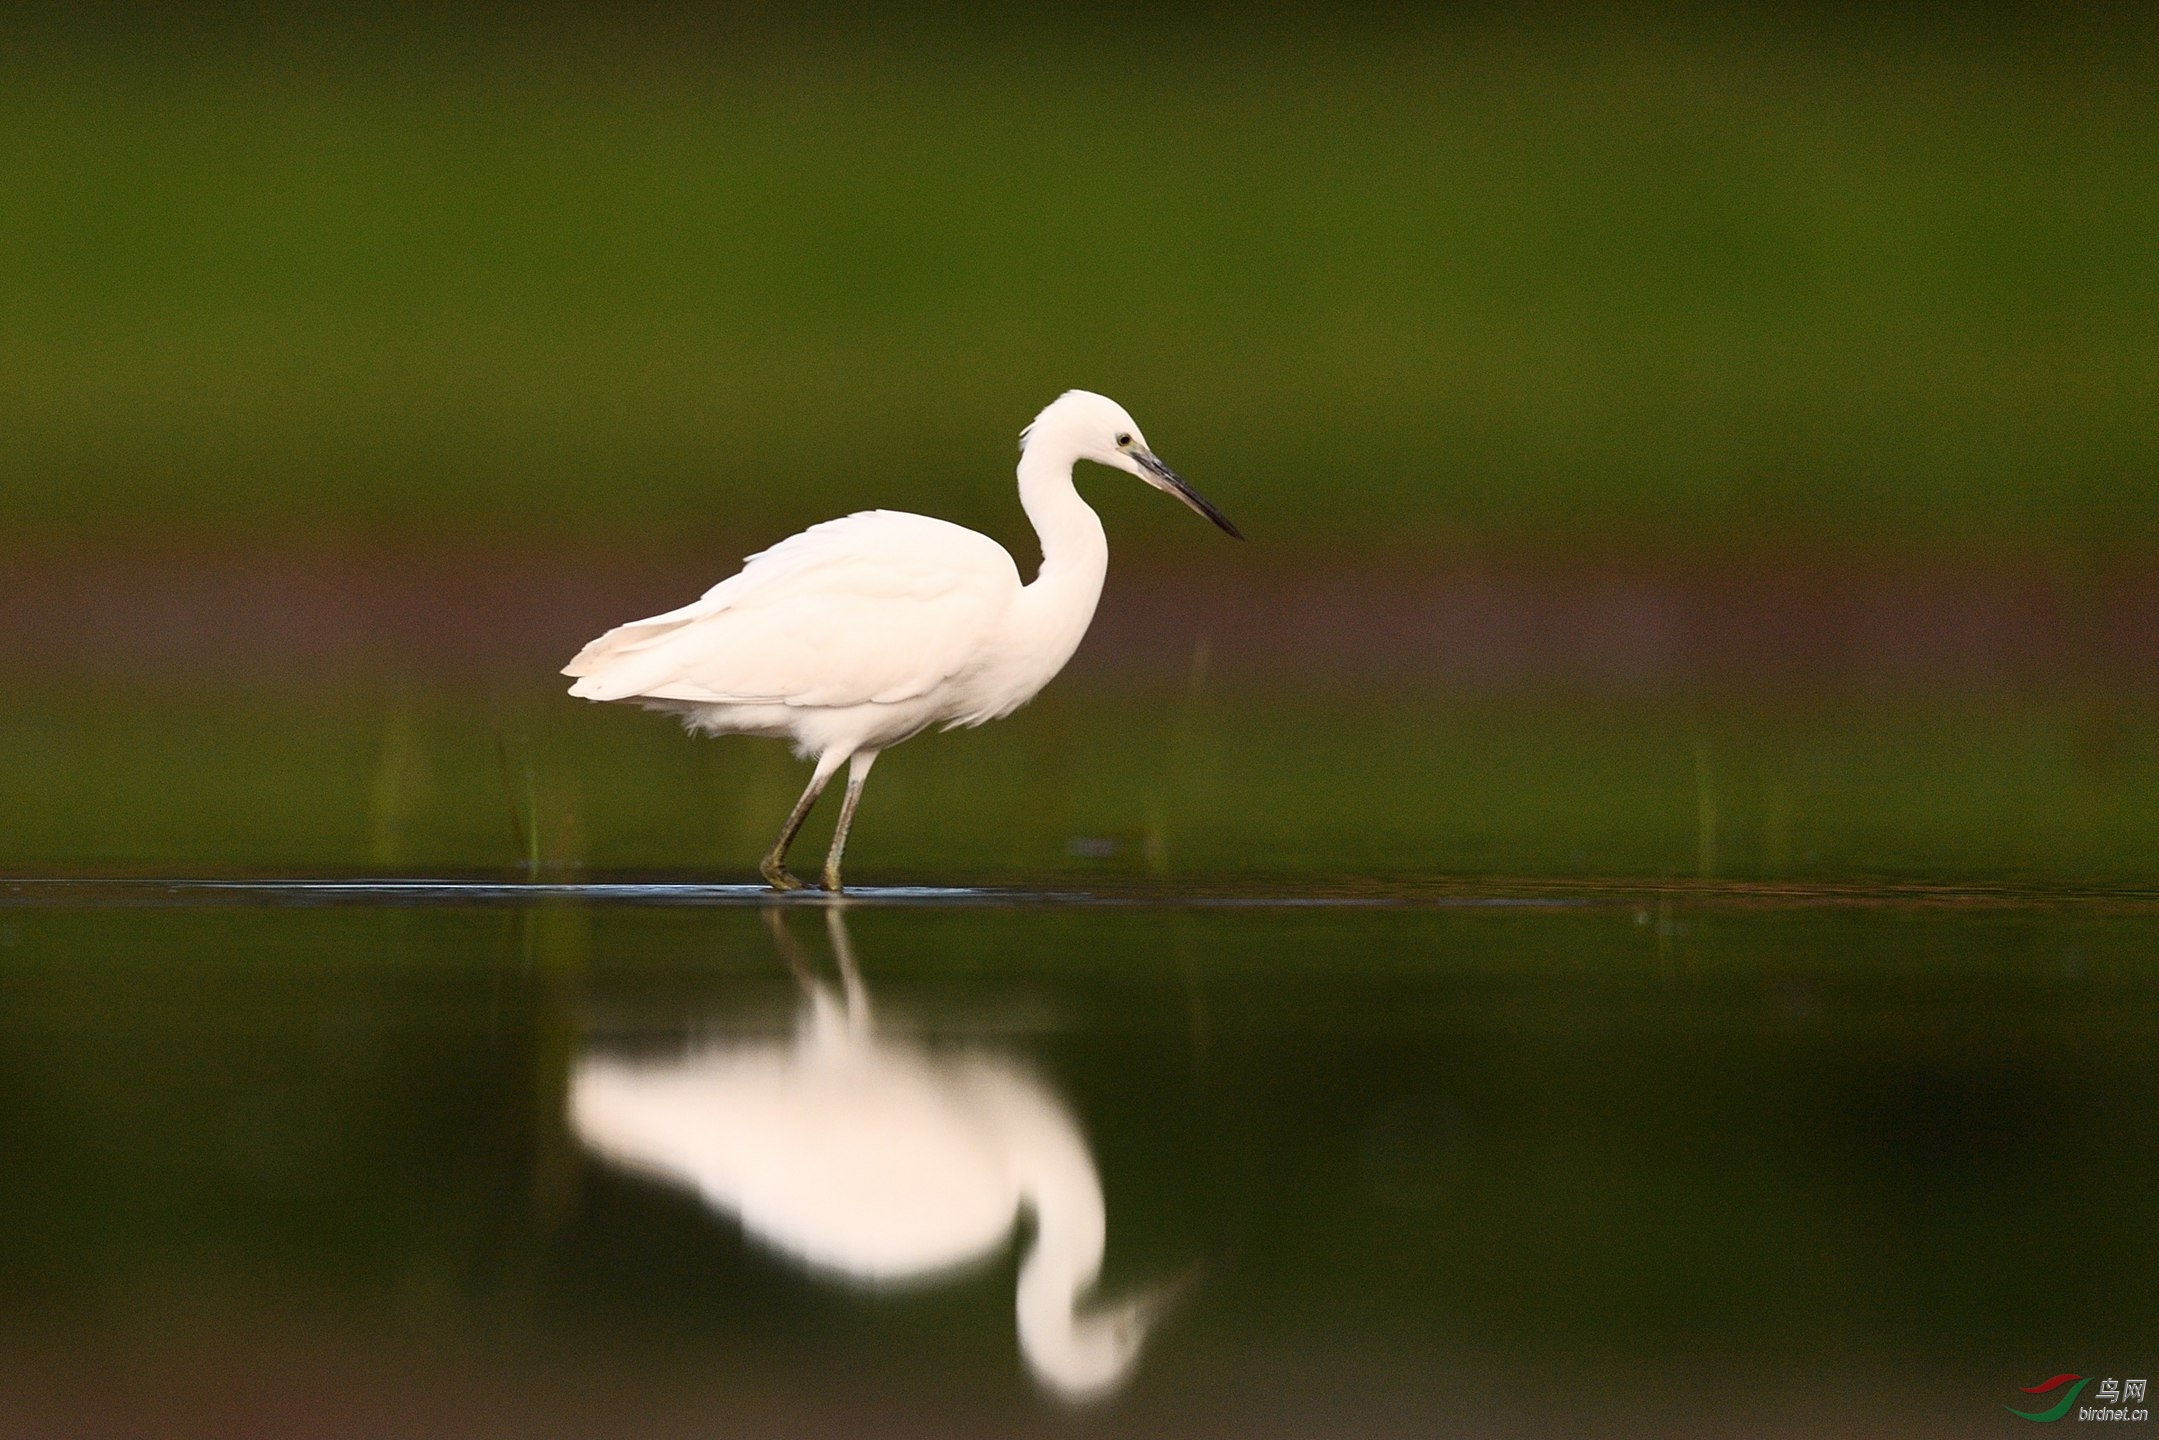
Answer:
760;750;848;892
820;749;881;894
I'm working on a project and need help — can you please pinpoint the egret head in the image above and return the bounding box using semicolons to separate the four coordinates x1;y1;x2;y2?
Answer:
1021;390;1243;539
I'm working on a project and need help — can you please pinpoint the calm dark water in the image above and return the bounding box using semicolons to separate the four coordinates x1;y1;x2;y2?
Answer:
2;881;2155;1437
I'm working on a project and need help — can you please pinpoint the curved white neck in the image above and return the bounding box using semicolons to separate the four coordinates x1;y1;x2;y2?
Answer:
1007;442;1110;694
1012;1116;1120;1396
1016;442;1109;603
1015;1150;1106;1325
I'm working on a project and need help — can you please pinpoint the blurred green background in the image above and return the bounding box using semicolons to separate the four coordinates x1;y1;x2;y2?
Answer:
1;5;2155;878
5;5;2156;552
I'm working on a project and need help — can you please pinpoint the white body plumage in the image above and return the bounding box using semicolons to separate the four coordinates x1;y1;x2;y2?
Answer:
566;504;1097;760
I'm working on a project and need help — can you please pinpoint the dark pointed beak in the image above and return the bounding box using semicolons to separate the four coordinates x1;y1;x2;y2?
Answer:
1136;450;1243;540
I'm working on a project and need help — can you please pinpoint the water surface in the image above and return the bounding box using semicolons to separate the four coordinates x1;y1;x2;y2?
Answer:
2;880;2152;1437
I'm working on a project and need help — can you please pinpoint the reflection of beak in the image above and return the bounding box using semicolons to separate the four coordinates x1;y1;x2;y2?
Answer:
1139;1259;1208;1328
1136;450;1244;539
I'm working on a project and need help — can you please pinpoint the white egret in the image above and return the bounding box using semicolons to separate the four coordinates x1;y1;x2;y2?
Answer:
562;390;1240;891
570;909;1173;1401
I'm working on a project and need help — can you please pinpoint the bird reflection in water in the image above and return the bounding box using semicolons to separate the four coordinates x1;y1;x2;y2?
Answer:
569;907;1173;1401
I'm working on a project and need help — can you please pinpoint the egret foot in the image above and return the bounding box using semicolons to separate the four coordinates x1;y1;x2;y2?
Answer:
760;855;808;892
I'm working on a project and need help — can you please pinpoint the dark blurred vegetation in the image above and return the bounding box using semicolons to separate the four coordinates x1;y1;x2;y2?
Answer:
2;4;2154;558
6;683;2158;881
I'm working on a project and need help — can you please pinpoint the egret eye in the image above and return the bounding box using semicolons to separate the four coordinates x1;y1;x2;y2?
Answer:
1116;432;1133;447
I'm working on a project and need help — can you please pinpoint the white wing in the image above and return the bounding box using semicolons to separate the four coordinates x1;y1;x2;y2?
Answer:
563;511;1020;709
